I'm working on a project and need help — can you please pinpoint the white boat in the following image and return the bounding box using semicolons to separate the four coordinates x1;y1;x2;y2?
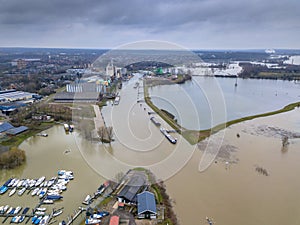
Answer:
3;205;9;213
22;179;29;187
35;211;45;216
85;218;101;225
39;215;50;225
29;179;37;188
12;179;19;187
31;188;39;196
82;195;91;205
9;187;17;197
58;174;74;180
11;216;18;223
6;207;13;214
63;124;70;131
17;180;24;188
47;177;56;187
37;188;43;196
36;207;46;211
39;188;47;198
47;191;61;196
18;187;26;196
14;206;22;214
35;176;46;187
8;178;16;187
19;215;25;223
53;210;63;217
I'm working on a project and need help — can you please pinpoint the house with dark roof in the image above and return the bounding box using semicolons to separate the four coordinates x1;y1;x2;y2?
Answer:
137;191;157;219
117;170;147;204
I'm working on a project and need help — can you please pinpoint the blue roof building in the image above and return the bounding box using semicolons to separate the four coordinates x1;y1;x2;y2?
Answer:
0;122;14;133
6;126;28;136
137;191;157;219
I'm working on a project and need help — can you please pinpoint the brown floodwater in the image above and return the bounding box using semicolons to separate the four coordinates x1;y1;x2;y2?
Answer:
165;107;300;225
0;126;105;224
1;74;300;225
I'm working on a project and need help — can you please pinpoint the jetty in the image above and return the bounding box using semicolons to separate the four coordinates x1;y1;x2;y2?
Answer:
65;208;85;225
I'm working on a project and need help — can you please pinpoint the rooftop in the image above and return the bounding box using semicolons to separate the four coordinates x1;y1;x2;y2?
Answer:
6;126;28;135
0;122;14;133
117;170;147;203
109;215;119;225
54;92;99;102
137;191;157;215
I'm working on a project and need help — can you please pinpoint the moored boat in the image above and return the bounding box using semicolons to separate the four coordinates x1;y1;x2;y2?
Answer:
53;210;63;217
45;195;63;200
85;218;101;225
9;187;16;197
58;220;66;225
22;207;30;215
39;215;50;225
2;205;9;214
32;215;38;223
19;215;25;223
35;176;46;187
8;207;15;215
63;124;69;132
34;216;43;225
14;206;22;214
39;188;47;198
18;187;26;196
36;207;46;212
11;216;18;223
35;210;45;216
12;179;19;187
0;185;8;194
31;187;40;196
42;200;54;204
82;195;91;205
16;179;24;188
160;127;177;144
6;207;13;214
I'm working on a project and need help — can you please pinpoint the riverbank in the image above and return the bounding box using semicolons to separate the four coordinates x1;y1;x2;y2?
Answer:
144;77;300;145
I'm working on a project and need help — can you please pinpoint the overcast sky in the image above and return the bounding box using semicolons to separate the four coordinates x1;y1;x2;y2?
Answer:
0;0;299;49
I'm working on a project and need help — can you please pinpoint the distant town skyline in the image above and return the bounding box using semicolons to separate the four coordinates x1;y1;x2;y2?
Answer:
0;0;299;50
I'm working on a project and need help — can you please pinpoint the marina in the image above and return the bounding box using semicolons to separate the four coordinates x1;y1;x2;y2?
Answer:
0;170;74;225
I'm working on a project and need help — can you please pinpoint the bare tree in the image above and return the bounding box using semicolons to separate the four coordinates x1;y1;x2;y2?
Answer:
281;136;289;153
97;126;106;143
107;126;113;142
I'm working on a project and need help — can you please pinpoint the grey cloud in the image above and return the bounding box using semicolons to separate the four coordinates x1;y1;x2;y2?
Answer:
0;0;299;48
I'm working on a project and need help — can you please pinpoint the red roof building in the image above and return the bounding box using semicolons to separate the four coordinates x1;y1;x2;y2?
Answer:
109;216;119;225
